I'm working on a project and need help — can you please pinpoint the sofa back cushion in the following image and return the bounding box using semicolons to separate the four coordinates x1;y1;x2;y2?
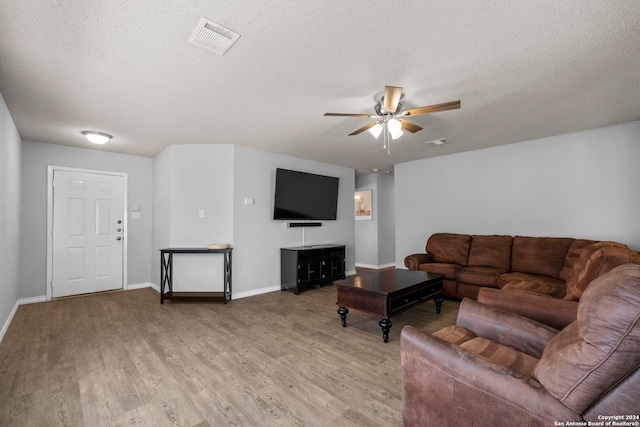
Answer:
426;233;471;265
559;239;598;283
511;236;573;279
467;235;512;271
564;243;634;301
533;264;640;414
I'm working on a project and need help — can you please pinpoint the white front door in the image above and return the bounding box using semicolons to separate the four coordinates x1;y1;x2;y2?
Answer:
52;170;124;298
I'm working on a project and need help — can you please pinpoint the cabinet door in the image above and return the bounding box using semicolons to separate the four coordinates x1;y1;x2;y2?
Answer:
299;259;322;283
322;256;345;279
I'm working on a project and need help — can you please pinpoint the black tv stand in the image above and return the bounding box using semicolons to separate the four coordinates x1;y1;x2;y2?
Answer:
280;245;346;294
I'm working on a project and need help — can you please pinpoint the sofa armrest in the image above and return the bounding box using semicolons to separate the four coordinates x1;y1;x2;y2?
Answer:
401;326;581;427
455;298;558;358
477;287;578;330
404;253;434;270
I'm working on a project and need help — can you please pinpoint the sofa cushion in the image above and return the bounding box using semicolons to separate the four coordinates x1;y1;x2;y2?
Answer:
497;272;565;293
533;264;640;414
426;233;471;265
511;236;574;279
433;325;476;345
467;235;512;271
419;263;460;280
502;279;566;299
558;239;598;283
456;266;503;288
460;337;540;378
564;244;636;301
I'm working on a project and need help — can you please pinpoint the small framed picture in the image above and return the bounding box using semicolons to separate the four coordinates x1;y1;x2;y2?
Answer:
354;190;372;220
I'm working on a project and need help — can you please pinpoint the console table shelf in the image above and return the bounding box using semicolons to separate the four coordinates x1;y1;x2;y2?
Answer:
160;247;232;304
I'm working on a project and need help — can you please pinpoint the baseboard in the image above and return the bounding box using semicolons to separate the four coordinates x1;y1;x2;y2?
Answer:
346;269;357;276
234;285;281;300
19;295;47;304
146;282;284;300
0;295;47;345
127;282;154;291
355;263;396;270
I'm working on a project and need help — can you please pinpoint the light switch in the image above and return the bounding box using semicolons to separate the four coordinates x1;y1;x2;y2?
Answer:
198;209;205;218
244;198;255;205
132;211;141;219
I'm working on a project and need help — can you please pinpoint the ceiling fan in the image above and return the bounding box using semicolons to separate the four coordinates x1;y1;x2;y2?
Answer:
324;86;460;153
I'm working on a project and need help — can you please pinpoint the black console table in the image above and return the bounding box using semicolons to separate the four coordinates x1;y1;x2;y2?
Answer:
281;245;345;294
160;247;232;304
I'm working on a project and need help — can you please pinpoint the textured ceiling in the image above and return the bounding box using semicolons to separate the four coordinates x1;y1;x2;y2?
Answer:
1;1;639;175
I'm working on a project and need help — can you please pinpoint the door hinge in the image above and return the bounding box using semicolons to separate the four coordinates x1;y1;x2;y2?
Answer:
50;280;54;292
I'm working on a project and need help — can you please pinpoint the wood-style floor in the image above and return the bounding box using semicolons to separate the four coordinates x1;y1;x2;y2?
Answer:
0;279;459;426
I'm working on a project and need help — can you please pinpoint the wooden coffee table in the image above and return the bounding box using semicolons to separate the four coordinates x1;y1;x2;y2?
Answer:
335;269;444;342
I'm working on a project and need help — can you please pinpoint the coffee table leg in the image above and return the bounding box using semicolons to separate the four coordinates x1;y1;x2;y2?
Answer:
338;306;349;327
435;295;444;314
379;317;392;343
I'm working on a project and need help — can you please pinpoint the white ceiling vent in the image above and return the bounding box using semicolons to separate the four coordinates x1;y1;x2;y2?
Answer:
425;138;448;145
188;17;241;55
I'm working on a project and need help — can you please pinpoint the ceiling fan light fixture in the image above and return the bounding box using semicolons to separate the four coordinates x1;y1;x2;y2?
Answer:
390;128;404;140
387;118;401;134
82;131;112;145
368;123;383;138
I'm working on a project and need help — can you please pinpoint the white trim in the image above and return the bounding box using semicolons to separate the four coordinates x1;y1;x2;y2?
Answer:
0;296;47;345
355;263;396;270
233;285;281;300
127;282;154;290
146;282;281;300
19;296;46;305
345;269;357;276
46;166;128;300
0;301;19;345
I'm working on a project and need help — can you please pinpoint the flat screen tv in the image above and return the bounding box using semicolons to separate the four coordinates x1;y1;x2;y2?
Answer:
273;168;339;220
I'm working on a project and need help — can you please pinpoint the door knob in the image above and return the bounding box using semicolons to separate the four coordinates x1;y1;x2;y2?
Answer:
117;220;122;224
116;236;122;241
116;228;122;232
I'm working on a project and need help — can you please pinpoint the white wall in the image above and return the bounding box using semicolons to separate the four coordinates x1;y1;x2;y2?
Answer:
395;121;640;266
20;141;154;298
0;91;21;340
233;145;355;297
355;173;395;269
377;173;395;265
151;144;235;291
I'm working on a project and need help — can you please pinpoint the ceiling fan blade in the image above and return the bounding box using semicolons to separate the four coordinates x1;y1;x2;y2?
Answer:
399;119;423;133
383;86;403;112
324;113;379;118
349;122;378;136
402;100;461;117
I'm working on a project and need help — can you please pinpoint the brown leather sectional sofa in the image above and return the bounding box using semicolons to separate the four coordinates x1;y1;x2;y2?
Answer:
400;264;640;426
405;233;640;329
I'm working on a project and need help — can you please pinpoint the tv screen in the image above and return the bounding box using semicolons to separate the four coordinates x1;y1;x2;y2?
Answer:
273;168;339;220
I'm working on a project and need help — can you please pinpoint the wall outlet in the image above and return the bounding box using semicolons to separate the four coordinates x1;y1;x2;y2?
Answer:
198;209;205;218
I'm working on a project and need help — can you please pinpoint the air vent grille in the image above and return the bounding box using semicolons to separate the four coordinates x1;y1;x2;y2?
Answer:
425;138;448;145
188;18;240;55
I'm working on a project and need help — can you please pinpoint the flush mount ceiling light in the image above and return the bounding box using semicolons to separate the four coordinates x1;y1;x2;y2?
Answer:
82;131;112;145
